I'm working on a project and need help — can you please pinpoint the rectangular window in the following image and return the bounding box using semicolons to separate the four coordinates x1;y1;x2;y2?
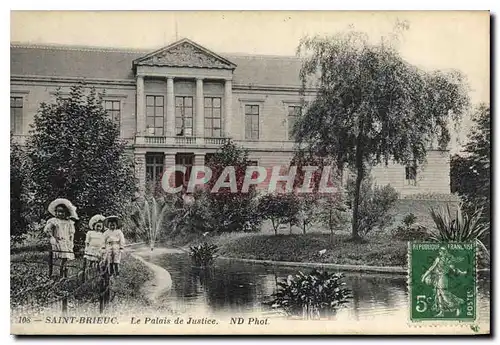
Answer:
10;96;23;134
104;100;121;126
405;161;417;186
204;97;222;138
175;96;194;136
288;106;301;140
146;95;164;136
244;105;259;140
145;153;165;187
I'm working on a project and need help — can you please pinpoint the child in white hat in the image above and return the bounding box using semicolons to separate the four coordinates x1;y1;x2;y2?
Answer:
85;214;106;268
102;216;125;277
44;198;79;278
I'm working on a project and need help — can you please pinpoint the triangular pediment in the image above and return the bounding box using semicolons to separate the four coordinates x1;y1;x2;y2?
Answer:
133;38;236;70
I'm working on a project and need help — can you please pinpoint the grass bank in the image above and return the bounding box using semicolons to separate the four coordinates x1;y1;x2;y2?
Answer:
217;233;408;267
167;232;408;267
10;246;155;313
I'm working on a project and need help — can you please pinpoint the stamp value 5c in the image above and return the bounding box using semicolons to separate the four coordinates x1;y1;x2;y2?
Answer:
409;242;476;322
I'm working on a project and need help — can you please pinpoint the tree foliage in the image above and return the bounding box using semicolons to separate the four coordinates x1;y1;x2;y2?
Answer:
294;27;470;240
26;84;136;229
257;193;299;235
451;105;490;203
203;140;261;233
11;133;29;242
450;104;490;245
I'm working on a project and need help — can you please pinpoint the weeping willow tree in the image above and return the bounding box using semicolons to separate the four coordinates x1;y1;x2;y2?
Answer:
293;23;470;240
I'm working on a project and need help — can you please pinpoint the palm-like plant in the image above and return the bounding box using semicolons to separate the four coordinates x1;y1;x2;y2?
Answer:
429;204;490;261
130;197;171;251
270;270;351;320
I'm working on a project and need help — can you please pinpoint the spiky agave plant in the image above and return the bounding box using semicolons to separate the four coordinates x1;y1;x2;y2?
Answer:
429;204;490;261
131;197;171;251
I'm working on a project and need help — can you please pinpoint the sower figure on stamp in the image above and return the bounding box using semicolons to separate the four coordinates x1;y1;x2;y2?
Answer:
102;216;125;277
85;214;106;269
43;198;79;278
421;246;468;317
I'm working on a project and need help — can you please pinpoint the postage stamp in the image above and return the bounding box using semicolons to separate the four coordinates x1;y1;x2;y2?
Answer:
10;10;490;335
409;242;477;322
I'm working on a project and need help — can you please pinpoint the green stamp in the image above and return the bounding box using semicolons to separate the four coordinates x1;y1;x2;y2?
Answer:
409;242;476;322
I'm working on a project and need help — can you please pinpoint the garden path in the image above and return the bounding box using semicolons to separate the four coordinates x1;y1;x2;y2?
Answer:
129;246;182;303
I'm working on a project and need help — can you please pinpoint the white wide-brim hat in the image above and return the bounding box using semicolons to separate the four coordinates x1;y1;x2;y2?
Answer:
48;198;79;220
89;214;106;230
103;215;122;228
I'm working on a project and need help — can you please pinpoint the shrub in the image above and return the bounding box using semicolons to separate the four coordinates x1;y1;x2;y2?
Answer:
204;140;262;233
11;224;49;252
295;194;322;235
347;176;399;238
392;213;430;241
257;193;300;235
178;188;212;235
189;242;219;267
317;188;352;235
270;270;351;319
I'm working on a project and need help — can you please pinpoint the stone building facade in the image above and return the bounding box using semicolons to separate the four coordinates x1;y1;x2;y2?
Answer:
10;38;451;196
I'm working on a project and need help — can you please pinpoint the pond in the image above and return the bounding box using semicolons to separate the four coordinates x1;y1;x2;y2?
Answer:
151;251;491;325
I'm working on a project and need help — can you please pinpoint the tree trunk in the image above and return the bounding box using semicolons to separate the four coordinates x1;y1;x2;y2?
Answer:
302;221;306;235
351;171;363;241
329;211;334;236
352;133;364;241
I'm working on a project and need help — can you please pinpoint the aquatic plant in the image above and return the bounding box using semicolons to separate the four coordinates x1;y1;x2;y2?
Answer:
189;242;219;267
270;269;351;320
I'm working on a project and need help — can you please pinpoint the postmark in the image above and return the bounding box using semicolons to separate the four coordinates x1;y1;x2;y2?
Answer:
409;242;476;322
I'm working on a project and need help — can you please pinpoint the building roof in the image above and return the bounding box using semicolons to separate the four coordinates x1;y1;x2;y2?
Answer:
10;41;305;88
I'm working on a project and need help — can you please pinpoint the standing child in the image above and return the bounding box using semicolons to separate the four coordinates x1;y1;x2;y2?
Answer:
102;216;125;277
44;198;79;278
85;214;106;268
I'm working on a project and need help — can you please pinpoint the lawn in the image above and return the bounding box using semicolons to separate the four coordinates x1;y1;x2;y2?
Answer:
214;232;408;267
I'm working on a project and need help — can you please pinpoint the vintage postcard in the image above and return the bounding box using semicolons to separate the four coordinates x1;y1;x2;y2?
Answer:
10;10;490;335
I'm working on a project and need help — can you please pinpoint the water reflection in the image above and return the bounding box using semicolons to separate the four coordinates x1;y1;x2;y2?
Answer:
153;252;490;323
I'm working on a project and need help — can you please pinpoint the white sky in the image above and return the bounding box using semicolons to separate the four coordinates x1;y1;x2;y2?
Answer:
10;10;490;152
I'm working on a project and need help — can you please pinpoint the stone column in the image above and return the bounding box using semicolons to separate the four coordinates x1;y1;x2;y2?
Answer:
191;153;207;191
224;79;232;138
193;153;205;167
136;76;145;135
164;152;176;170
166;77;175;137
196;78;204;138
134;151;146;195
162;152;177;191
